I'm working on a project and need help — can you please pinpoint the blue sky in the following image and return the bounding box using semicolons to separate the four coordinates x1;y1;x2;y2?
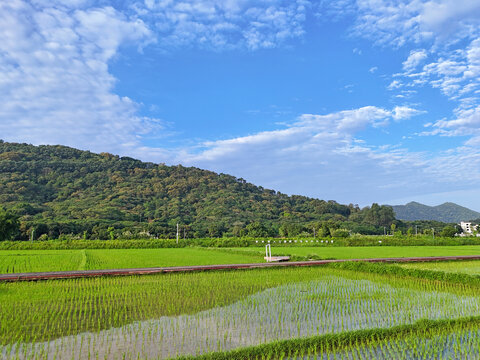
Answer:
1;0;480;211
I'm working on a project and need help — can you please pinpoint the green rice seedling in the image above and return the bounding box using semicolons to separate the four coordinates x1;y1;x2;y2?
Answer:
5;245;480;274
3;270;480;359
0;248;264;274
229;245;480;261
400;260;480;276
3;264;480;359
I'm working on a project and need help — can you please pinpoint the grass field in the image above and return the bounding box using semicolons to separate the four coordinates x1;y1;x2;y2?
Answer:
2;265;480;359
400;260;480;275
0;248;263;274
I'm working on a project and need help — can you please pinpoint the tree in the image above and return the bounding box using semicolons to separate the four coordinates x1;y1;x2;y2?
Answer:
0;208;20;241
246;221;271;238
279;222;303;237
107;226;115;240
441;225;457;237
320;222;331;237
390;223;396;235
362;203;395;227
207;223;224;238
331;228;350;238
92;225;108;239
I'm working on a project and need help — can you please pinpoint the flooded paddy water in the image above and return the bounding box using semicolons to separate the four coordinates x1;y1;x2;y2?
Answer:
293;329;480;359
2;275;480;359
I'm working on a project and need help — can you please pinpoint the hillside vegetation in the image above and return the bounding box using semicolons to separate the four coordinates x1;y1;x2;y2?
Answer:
0;141;402;240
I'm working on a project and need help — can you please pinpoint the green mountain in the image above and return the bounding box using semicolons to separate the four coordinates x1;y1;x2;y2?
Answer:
391;201;480;223
0;141;396;239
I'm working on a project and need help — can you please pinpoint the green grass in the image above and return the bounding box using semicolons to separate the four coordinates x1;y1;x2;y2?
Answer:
227;245;480;260
0;248;263;274
400;260;480;275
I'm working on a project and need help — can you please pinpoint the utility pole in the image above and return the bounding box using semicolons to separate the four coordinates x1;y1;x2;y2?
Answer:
432;228;435;240
176;223;179;244
415;225;418;236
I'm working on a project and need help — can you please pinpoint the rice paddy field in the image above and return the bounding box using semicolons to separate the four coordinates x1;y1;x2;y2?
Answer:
400;260;480;275
0;248;264;274
290;323;480;359
2;263;480;359
251;245;480;259
2;245;480;274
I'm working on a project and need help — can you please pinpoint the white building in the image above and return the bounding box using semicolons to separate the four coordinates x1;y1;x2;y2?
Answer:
460;221;479;236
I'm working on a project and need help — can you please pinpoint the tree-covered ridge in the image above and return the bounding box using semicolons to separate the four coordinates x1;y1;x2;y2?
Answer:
0;140;398;239
391;202;480;223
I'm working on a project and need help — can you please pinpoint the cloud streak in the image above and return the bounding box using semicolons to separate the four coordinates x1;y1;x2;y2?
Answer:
175;106;436;204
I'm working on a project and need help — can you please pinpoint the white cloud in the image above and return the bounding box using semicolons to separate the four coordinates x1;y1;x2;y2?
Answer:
402;49;428;72
387;80;402;90
136;0;310;50
0;0;313;156
326;1;480;148
419;0;480;41
392;106;425;120
398;39;480;134
465;135;480;146
175;106;432;204
0;1;161;154
184;105;414;163
327;0;480;47
352;1;480;103
430;105;480;136
393;39;480;103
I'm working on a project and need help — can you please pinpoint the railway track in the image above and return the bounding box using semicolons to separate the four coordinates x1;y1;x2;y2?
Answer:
1;255;480;282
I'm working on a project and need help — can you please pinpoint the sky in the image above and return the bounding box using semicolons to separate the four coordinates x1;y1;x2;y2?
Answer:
1;0;480;211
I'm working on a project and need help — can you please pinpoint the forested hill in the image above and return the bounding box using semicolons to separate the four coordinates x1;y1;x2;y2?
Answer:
0;141;396;239
391;202;480;223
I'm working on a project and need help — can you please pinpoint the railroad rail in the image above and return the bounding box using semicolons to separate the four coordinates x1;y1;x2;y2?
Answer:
1;255;480;282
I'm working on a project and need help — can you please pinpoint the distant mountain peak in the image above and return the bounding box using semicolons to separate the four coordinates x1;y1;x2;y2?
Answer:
390;201;480;223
